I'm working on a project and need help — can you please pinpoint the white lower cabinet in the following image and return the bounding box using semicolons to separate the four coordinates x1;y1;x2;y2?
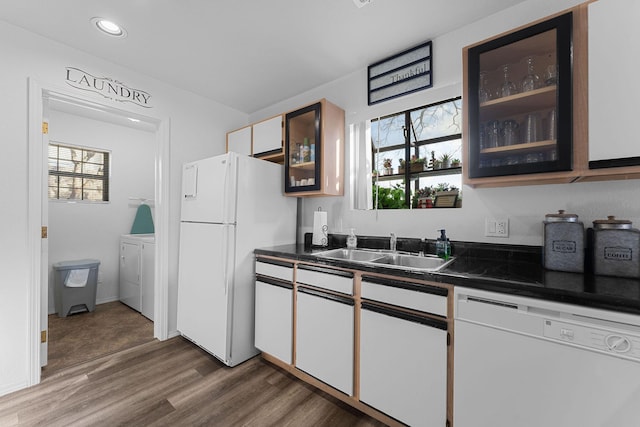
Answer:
360;276;449;426
295;288;354;396
254;278;293;364
360;305;447;427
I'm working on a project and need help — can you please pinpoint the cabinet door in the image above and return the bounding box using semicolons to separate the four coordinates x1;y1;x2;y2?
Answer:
120;241;141;311
226;126;252;156
252;115;282;156
254;278;293;364
588;0;640;167
296;288;354;395
360;305;447;427
141;242;155;321
465;12;573;181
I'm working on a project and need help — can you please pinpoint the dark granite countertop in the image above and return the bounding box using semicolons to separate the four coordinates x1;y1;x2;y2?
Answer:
255;236;640;316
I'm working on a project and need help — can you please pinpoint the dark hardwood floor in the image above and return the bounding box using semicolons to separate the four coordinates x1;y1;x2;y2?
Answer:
2;309;388;426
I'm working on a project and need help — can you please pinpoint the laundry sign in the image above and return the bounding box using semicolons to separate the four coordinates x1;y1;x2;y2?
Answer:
65;67;152;108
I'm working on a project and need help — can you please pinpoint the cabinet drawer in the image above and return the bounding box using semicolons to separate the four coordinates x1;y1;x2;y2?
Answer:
361;277;447;316
296;265;353;295
256;259;293;282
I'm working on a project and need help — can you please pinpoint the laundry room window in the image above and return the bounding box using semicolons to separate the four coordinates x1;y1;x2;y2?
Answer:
48;143;110;201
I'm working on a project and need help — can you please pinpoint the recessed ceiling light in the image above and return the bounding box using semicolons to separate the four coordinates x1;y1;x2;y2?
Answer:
91;17;127;38
353;0;372;8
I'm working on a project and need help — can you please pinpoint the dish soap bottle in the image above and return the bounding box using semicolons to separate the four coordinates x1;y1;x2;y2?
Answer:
346;228;357;249
436;229;451;260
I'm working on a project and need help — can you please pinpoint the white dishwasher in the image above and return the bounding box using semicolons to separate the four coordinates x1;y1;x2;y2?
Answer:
454;287;640;427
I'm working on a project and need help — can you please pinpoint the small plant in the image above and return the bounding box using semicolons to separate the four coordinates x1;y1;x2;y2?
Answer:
451;158;461;167
383;158;392;168
435;183;458;193
373;184;407;209
412;186;434;208
439;153;452;168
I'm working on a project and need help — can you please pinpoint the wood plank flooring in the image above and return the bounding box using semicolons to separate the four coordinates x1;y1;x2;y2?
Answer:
1;336;389;426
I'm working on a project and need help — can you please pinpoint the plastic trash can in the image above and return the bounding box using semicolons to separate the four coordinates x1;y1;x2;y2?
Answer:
53;259;100;317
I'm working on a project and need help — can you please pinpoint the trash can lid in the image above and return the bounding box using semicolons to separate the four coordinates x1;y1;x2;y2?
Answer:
52;259;101;270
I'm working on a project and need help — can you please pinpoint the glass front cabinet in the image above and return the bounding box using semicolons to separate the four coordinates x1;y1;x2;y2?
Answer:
464;12;575;185
284;99;345;196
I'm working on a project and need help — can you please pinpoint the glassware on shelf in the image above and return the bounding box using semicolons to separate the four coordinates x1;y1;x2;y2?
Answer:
521;56;541;92
544;64;558;86
502;120;519;146
499;64;518;97
546;109;557;141
523;113;543;143
479;71;492;103
486;120;501;148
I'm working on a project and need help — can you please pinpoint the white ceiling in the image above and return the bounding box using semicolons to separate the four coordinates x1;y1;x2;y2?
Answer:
1;0;527;114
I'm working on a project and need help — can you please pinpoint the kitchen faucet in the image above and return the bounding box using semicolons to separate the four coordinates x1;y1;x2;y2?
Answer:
390;233;397;253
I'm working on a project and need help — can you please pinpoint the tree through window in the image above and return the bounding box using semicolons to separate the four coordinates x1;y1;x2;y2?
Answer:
371;97;462;209
48;143;110;201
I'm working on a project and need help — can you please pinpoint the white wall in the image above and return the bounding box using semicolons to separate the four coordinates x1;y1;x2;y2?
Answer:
0;20;247;395
47;109;155;313
249;0;640;247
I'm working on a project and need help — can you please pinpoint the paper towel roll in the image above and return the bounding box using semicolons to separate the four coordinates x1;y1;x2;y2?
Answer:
312;211;328;247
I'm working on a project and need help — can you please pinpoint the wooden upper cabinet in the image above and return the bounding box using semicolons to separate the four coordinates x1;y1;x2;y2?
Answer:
252;115;284;159
226;125;252;156
226;114;284;163
284;99;345;197
463;9;583;188
582;0;640;181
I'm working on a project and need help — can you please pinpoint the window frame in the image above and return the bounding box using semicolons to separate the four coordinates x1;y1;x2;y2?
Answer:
371;96;462;209
48;141;111;202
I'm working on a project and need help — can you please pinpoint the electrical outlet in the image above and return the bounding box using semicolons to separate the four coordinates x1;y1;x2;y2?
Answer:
485;218;509;237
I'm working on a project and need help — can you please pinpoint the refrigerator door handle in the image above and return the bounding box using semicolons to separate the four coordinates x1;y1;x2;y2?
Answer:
222;226;229;295
183;164;198;199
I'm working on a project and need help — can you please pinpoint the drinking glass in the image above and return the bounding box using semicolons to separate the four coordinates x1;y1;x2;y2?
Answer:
502;120;519;146
500;64;518;97
544;64;558;86
479;71;492;103
523;113;542;143
546;109;557;141
521;56;541;92
486;120;501;148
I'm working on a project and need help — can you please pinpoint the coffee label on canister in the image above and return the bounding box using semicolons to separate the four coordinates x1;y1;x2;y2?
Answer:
552;240;576;253
604;246;632;261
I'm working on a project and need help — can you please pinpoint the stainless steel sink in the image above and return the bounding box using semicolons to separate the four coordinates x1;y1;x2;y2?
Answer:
315;248;454;272
315;248;387;262
372;253;455;271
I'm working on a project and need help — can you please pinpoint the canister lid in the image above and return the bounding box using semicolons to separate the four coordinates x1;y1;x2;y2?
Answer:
544;210;579;222
593;215;633;229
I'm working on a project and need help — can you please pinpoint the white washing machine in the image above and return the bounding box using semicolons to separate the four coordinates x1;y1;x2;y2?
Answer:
119;234;155;320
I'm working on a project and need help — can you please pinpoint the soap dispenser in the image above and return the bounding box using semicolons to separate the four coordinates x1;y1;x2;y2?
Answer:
346;228;358;249
436;229;451;260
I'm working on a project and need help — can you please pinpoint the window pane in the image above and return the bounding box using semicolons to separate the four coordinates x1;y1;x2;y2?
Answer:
418;139;463;168
411;99;462;141
371;114;405;150
83;163;103;175
48;143;109;201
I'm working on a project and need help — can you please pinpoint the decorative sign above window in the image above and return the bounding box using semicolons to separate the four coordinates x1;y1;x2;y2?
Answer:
65;67;152;108
368;41;432;105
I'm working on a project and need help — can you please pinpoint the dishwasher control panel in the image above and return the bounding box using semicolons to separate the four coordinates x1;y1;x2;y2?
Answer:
544;319;640;361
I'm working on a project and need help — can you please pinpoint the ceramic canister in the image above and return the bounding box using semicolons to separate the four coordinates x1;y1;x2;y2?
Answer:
592;216;640;278
543;210;584;273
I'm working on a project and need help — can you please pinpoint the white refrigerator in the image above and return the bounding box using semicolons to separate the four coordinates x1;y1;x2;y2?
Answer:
177;152;297;366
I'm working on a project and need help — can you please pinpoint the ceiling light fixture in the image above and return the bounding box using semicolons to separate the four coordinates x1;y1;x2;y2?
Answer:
91;17;127;37
352;0;372;8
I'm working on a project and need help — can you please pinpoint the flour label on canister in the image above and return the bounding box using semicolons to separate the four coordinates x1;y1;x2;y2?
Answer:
604;246;632;261
552;240;576;253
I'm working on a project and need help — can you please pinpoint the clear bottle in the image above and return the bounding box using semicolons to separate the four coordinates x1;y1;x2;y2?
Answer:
346;228;357;249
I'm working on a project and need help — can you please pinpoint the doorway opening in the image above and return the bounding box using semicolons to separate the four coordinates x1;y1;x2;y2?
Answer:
27;79;170;386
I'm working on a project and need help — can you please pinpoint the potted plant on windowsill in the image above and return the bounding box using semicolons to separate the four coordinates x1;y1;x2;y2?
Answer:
399;155;426;174
451;158;461;168
382;158;393;175
412;186;434;208
434;183;459;208
439;153;452;169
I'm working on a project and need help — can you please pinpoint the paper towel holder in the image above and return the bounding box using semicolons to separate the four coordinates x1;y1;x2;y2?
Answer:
312;207;329;248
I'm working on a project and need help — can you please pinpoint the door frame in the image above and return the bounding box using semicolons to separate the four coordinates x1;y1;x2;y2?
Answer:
27;78;171;386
